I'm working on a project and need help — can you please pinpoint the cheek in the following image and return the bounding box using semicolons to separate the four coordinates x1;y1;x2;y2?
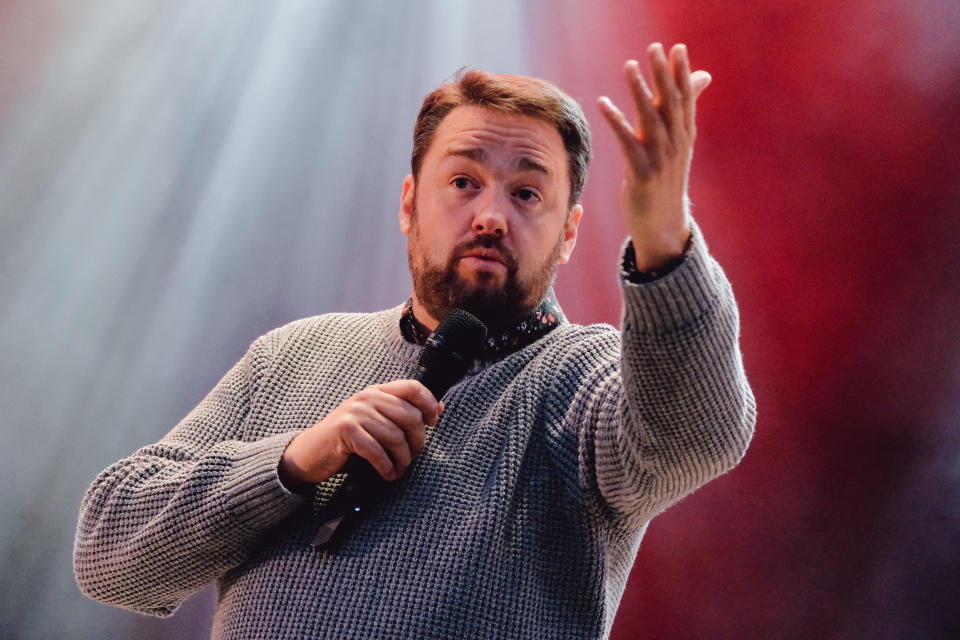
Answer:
412;226;455;268
524;219;563;252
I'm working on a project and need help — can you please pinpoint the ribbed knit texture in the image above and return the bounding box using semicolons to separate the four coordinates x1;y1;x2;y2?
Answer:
74;227;756;639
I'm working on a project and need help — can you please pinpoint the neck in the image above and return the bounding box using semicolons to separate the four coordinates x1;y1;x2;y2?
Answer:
408;294;441;332
409;292;540;336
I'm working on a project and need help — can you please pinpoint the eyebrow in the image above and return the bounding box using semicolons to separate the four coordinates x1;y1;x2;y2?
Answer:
444;146;552;177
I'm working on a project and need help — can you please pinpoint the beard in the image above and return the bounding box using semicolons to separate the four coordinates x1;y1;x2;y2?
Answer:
407;213;563;333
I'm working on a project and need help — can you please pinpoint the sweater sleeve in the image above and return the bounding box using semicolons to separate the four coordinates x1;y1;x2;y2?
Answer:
73;331;307;617
575;222;756;529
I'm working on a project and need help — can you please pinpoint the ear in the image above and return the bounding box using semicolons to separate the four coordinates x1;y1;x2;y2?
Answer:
398;174;415;235
558;204;583;264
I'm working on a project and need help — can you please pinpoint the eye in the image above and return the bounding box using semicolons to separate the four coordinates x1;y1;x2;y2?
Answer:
514;188;540;203
452;176;473;190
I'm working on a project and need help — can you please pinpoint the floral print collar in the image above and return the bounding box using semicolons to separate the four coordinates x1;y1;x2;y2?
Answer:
399;290;565;358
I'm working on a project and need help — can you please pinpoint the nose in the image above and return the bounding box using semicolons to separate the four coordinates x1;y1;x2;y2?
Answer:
471;190;508;237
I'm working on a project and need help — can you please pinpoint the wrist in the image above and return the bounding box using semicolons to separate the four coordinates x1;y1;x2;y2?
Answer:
621;231;693;283
278;437;314;494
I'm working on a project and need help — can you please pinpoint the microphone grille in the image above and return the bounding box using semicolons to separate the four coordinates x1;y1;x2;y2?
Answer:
420;309;488;369
435;308;488;353
414;309;488;400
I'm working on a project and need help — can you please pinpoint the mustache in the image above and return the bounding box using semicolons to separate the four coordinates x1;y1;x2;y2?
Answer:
451;236;518;271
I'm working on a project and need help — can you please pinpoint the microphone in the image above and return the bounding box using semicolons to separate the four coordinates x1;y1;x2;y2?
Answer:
311;309;488;549
412;308;490;399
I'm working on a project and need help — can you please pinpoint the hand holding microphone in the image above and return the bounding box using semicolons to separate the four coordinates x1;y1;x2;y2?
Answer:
278;379;441;488
276;309;488;548
279;309;487;488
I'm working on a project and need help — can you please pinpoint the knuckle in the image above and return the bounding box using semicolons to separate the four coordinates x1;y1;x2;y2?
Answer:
419;397;438;418
386;429;406;448
354;388;375;403
342;420;366;443
418;381;434;400
339;407;365;429
409;432;426;451
405;404;423;426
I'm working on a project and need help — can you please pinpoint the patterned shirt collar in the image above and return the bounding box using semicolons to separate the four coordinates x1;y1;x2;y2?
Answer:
399;290;565;358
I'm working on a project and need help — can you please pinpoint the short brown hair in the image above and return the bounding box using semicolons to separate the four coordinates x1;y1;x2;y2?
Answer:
411;69;591;209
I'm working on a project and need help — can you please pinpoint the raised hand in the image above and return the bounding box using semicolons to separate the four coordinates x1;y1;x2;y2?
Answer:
598;43;711;272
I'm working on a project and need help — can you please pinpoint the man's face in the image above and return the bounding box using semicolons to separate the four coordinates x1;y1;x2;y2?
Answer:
398;105;583;331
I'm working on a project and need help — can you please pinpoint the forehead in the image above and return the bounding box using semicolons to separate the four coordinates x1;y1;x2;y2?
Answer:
426;105;567;177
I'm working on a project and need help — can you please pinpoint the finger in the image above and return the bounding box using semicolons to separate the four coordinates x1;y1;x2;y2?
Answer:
670;44;694;133
647;42;682;138
347;399;418;476
370;391;428;454
624;59;666;145
363;418;414;477
670;44;692;99
691;70;712;99
597;96;652;175
377;379;441;426
344;422;397;481
370;388;426;430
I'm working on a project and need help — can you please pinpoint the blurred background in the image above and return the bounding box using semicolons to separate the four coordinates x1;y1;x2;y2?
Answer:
1;0;958;638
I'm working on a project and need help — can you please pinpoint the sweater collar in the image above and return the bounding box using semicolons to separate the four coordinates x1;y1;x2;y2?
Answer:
399;290;565;358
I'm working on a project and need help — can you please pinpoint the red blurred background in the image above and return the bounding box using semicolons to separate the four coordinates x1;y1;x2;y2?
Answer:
535;0;960;637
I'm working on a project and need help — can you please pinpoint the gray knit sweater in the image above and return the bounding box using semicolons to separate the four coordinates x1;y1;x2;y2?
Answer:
74;229;755;639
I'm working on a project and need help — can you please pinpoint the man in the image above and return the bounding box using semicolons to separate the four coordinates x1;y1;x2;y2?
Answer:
75;43;755;639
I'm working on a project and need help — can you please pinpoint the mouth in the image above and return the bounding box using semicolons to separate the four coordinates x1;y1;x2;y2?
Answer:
458;255;507;274
460;249;506;265
456;247;512;277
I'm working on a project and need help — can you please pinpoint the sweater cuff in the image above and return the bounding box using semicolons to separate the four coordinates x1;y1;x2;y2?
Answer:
619;222;721;335
223;431;307;532
620;233;693;283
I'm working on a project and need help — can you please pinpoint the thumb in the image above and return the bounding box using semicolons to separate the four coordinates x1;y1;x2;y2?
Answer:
691;70;712;99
